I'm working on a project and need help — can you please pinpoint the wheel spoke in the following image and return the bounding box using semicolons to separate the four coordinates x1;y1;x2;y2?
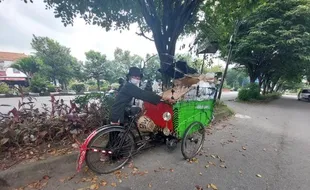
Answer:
181;122;205;159
85;128;134;174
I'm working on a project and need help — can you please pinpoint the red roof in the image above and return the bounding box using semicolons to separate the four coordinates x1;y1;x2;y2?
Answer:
0;51;27;61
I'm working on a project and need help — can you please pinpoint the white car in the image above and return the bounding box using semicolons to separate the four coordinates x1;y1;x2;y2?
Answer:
298;89;310;101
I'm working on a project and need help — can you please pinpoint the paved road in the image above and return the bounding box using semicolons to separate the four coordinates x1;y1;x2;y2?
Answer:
8;95;309;190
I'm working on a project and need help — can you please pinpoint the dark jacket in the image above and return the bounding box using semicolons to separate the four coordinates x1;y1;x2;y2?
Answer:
110;82;161;123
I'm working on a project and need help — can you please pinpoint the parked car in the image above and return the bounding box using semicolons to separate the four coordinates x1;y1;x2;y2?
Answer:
298;89;310;101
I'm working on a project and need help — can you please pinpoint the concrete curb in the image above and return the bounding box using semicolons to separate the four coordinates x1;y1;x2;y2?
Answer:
0;152;78;188
0;106;234;189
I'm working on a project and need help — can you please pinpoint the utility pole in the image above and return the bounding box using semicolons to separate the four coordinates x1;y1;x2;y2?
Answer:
217;20;241;100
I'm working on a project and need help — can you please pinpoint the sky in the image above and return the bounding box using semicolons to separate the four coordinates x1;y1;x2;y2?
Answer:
0;0;195;61
0;0;228;68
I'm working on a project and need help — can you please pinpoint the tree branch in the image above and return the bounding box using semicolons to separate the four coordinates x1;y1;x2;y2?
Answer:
136;30;154;41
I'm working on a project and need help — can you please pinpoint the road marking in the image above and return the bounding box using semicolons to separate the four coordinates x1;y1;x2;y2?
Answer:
235;114;251;119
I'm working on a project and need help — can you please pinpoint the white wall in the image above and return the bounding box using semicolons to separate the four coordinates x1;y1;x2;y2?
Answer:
6;68;27;77
0;60;27;77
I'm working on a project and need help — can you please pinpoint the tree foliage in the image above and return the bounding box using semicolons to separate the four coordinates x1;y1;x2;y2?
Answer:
110;48;143;81
196;0;266;54
84;50;110;91
12;56;42;78
232;0;310;93
31;35;79;88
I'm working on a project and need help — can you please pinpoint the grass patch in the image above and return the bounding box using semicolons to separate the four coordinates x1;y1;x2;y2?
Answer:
214;101;234;120
237;92;282;103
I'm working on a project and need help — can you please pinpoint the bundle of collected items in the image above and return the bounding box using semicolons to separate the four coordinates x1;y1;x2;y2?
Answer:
159;60;217;101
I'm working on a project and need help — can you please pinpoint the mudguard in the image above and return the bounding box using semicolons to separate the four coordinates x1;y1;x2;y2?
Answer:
76;125;125;172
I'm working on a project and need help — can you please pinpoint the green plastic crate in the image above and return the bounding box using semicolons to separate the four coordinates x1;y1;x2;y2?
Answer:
173;100;214;138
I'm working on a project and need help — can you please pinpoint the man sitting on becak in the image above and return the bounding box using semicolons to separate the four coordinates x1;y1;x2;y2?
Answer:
110;66;174;125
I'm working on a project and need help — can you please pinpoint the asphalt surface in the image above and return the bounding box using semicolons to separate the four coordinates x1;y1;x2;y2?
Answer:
6;93;310;190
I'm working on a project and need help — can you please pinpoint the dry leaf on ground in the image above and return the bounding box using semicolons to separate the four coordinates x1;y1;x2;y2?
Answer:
256;174;262;178
210;183;218;190
100;180;107;186
90;183;99;190
111;182;117;187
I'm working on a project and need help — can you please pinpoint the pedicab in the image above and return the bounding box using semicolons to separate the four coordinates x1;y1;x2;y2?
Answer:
76;58;219;174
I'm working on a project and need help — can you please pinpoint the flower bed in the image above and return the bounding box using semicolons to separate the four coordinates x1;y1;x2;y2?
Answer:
0;93;114;169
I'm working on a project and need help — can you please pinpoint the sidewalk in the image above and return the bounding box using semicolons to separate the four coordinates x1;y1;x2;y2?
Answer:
0;105;233;190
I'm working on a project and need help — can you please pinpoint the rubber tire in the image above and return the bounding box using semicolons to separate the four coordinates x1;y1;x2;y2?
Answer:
85;127;135;174
181;122;205;160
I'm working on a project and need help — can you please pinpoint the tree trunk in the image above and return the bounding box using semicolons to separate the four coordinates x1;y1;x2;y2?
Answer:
262;82;267;95
138;0;201;88
96;78;100;91
27;76;31;87
275;83;282;92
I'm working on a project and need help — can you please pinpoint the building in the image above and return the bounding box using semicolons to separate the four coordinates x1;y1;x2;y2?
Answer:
0;51;28;86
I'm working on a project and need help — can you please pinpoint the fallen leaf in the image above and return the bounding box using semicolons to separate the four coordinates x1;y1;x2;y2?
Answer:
210;183;218;190
0;138;9;145
211;155;216;159
42;175;50;180
72;143;79;149
205;165;209;168
207;184;211;188
59;178;66;183
242;146;247;150
148;183;152;188
256;174;262;178
41;181;48;187
90;183;99;190
111;182;117;187
128;162;134;168
100;180;107;186
208;161;216;166
220;164;227;168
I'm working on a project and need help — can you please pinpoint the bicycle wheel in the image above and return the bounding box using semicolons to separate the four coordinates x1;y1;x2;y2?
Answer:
181;122;205;159
85;127;135;174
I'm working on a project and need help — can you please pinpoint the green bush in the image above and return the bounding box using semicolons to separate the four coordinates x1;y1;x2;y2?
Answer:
30;75;48;93
70;83;86;93
238;88;250;101
88;85;98;91
238;83;261;101
0;82;10;94
47;84;56;92
261;92;282;100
